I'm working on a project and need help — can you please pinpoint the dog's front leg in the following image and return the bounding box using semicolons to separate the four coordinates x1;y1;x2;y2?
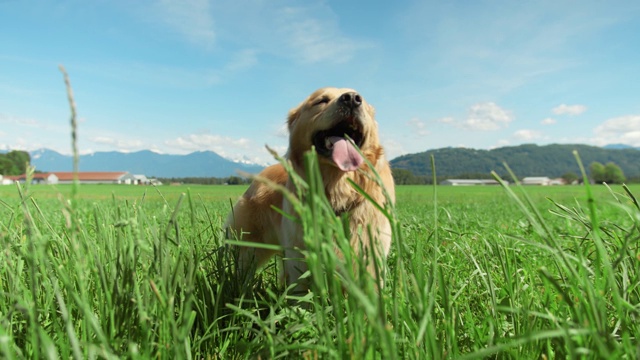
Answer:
281;199;310;296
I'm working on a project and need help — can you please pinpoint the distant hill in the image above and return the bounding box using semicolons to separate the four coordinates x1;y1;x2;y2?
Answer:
603;144;640;150
29;149;265;178
390;143;640;178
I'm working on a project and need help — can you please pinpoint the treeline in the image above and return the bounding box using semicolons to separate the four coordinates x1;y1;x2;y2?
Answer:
0;150;30;175
158;161;630;186
589;161;626;184
391;143;640;180
391;161;632;185
156;175;252;185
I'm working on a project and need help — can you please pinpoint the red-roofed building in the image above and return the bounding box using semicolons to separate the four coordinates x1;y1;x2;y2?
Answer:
4;172;139;185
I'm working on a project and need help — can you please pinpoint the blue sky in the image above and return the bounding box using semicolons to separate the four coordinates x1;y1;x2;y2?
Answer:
1;0;639;165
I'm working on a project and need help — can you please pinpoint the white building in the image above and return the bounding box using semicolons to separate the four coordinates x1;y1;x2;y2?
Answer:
521;177;551;185
0;175;13;185
132;174;149;185
440;179;507;186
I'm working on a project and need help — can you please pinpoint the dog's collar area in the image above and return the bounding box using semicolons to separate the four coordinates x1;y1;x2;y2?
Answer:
333;196;365;218
334;207;349;217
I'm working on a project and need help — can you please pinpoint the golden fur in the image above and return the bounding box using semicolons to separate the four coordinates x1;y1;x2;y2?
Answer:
225;87;395;292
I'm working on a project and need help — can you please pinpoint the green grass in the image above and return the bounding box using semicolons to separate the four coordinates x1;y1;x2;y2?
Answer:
1;167;639;359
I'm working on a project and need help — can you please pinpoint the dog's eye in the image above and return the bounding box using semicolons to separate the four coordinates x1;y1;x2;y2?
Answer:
313;97;330;106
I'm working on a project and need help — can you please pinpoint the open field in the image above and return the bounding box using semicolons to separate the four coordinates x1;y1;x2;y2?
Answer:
1;180;639;358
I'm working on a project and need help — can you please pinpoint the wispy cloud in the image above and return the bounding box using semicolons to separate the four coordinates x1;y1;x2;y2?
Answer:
552;104;586;116
397;1;626;98
90;136;145;150
276;6;365;64
201;1;368;65
75;48;264;89
541;117;556;125
0;113;42;128
225;49;259;72
407;118;429;136
152;0;216;49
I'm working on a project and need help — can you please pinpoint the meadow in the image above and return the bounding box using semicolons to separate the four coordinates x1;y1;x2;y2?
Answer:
0;172;639;358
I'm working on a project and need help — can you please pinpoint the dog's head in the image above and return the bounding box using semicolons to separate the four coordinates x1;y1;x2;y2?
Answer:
286;87;382;172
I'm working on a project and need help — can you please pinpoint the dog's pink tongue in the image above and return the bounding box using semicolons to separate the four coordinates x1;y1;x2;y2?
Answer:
329;136;363;172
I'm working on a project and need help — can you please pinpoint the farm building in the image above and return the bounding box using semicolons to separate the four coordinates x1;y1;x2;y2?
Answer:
521;177;567;186
2;173;52;184
440;179;507;186
5;172;143;185
0;175;14;185
521;177;550;185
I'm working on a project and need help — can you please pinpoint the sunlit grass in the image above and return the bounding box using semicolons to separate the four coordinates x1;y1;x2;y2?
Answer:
1;165;638;358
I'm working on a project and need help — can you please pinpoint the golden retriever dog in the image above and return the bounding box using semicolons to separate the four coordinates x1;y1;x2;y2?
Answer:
225;87;395;293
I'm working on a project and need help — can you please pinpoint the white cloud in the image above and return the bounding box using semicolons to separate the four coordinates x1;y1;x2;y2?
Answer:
263;145;288;161
381;138;406;160
225;49;259;72
90;136;144;150
436;116;454;124
91;136;115;145
1;137;29;151
495;139;511;148
552;104;586;116
153;0;216;49
163;133;287;163
541;117;556;125
165;133;250;152
593;115;640;146
463;102;512;131
0;113;41;128
407;117;429;136
513;129;542;141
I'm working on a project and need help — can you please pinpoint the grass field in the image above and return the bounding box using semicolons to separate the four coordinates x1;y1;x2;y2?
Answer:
1;173;639;358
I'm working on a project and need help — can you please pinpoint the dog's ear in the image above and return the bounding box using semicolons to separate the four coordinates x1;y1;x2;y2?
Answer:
288;88;326;130
287;104;301;131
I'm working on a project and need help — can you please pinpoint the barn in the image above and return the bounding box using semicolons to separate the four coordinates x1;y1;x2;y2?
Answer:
5;172;139;185
440;179;506;186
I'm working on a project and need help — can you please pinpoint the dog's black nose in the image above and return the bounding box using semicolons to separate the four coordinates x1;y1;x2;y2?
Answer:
338;91;362;109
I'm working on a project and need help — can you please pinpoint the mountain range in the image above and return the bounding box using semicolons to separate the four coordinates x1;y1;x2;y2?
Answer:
602;144;640;150
14;143;640;179
29;149;265;178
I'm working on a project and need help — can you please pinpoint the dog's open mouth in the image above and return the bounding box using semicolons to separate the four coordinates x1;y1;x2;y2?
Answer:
312;118;365;172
